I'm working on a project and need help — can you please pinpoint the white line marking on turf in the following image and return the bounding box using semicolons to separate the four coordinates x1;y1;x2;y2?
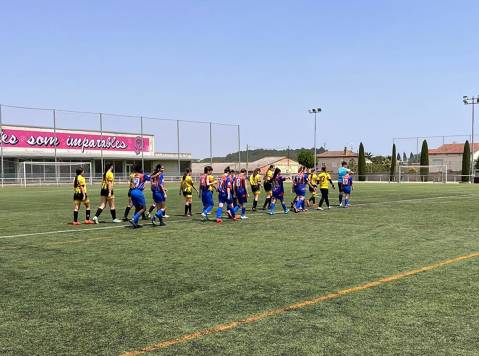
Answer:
1;193;478;240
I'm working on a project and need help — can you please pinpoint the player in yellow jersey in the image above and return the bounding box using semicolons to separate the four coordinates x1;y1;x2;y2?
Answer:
261;165;275;210
72;167;94;225
307;168;319;208
317;166;335;210
180;168;198;217
200;166;217;219
249;168;262;211
122;170;136;221
93;162;122;224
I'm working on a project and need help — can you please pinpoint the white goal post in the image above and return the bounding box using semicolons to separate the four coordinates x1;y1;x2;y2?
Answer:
18;161;93;187
398;165;448;183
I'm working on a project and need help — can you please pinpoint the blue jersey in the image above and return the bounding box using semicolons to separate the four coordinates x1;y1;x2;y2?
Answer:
132;173;151;191
272;175;286;195
338;167;349;183
151;174;164;192
234;176;247;197
218;174;232;194
342;173;353;187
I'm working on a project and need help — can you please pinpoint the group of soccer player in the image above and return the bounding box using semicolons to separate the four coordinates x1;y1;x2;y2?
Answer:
72;160;353;227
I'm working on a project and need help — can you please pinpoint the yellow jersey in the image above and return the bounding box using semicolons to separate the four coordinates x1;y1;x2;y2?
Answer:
129;173;136;189
318;172;332;189
309;173;319;186
207;175;216;191
249;174;261;186
181;175;193;193
102;171;114;189
265;169;273;182
74;175;87;194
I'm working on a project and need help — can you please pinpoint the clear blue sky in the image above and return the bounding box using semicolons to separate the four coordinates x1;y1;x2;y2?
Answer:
1;0;478;158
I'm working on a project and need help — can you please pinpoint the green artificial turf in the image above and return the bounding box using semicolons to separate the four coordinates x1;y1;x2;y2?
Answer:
0;183;478;355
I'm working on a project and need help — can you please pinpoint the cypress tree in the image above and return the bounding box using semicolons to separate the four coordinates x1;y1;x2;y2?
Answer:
358;142;366;181
420;140;429;182
390;144;397;182
462;140;471;183
403;152;407;162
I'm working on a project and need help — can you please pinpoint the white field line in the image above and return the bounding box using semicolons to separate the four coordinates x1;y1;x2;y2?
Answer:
0;193;478;241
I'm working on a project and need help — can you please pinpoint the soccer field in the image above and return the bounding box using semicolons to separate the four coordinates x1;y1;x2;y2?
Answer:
1;183;479;355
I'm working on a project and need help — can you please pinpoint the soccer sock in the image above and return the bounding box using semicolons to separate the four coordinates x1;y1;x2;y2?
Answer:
325;196;330;207
281;202;287;211
95;208;103;218
111;209;116;220
295;199;302;210
301;200;305;210
184;204;189;215
142;212;146;219
148;205;155;214
86;209;91;221
345;198;349;206
339;194;343;204
233;205;240;214
188;203;192;215
270;202;275;212
252;200;257;209
206;204;213;214
124;207;131;219
216;207;222;219
241;207;246;216
73;211;79;222
133;212;141;224
267;197;272;208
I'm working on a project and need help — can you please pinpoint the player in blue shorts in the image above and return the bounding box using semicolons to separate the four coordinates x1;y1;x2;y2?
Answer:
269;168;289;215
150;164;167;226
129;165;158;228
337;161;351;207
200;166;217;219
292;167;308;213
234;168;248;219
215;167;238;223
341;171;353;208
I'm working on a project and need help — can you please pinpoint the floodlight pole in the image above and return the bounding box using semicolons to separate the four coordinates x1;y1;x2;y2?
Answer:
308;108;322;169
463;96;479;183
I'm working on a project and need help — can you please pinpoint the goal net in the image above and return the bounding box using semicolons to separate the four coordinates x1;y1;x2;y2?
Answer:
17;161;93;186
398;165;448;183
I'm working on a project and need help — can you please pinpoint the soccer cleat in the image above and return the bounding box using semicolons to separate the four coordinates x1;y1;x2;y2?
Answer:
317;207;324;211
159;221;166;226
164;214;170;218
112;219;122;223
145;211;151;218
84;220;95;224
129;219;138;228
72;221;81;225
92;216;99;224
284;209;290;214
226;210;233;219
216;218;223;224
122;217;129;222
328;206;332;209
201;212;208;220
240;215;248;220
233;216;240;221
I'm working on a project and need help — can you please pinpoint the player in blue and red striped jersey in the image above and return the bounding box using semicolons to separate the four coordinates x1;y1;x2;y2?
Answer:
341;171;353;208
129;165;157;228
200;166;217;220
215;166;238;223
150;164;167;226
292;166;308;213
269;168;290;215
234;168;249;219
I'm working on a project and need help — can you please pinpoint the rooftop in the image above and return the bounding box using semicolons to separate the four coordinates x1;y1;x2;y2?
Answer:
429;143;479;155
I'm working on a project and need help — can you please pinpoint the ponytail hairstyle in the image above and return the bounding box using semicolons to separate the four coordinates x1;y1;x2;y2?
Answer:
152;163;163;175
182;168;191;181
103;162;113;180
74;168;84;188
272;167;281;181
252;168;259;177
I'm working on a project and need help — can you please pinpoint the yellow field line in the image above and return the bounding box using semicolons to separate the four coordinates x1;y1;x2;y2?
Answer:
120;251;479;356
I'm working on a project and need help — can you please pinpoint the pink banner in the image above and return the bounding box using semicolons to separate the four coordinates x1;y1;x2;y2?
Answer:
0;127;151;154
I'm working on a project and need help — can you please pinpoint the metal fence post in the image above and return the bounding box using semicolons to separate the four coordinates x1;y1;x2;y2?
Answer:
53;109;58;185
177;120;181;177
140;116;144;171
99;113;104;178
237;124;241;169
209;122;213;165
0;104;4;187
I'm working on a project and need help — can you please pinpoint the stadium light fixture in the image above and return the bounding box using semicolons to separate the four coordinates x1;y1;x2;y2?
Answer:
308;107;322;169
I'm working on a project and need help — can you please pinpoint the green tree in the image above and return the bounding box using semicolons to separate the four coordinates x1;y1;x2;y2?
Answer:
462;140;471;183
297;149;315;168
409;152;415;163
390;144;397;182
420;140;429;182
403;152;407;162
358;142;366;181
